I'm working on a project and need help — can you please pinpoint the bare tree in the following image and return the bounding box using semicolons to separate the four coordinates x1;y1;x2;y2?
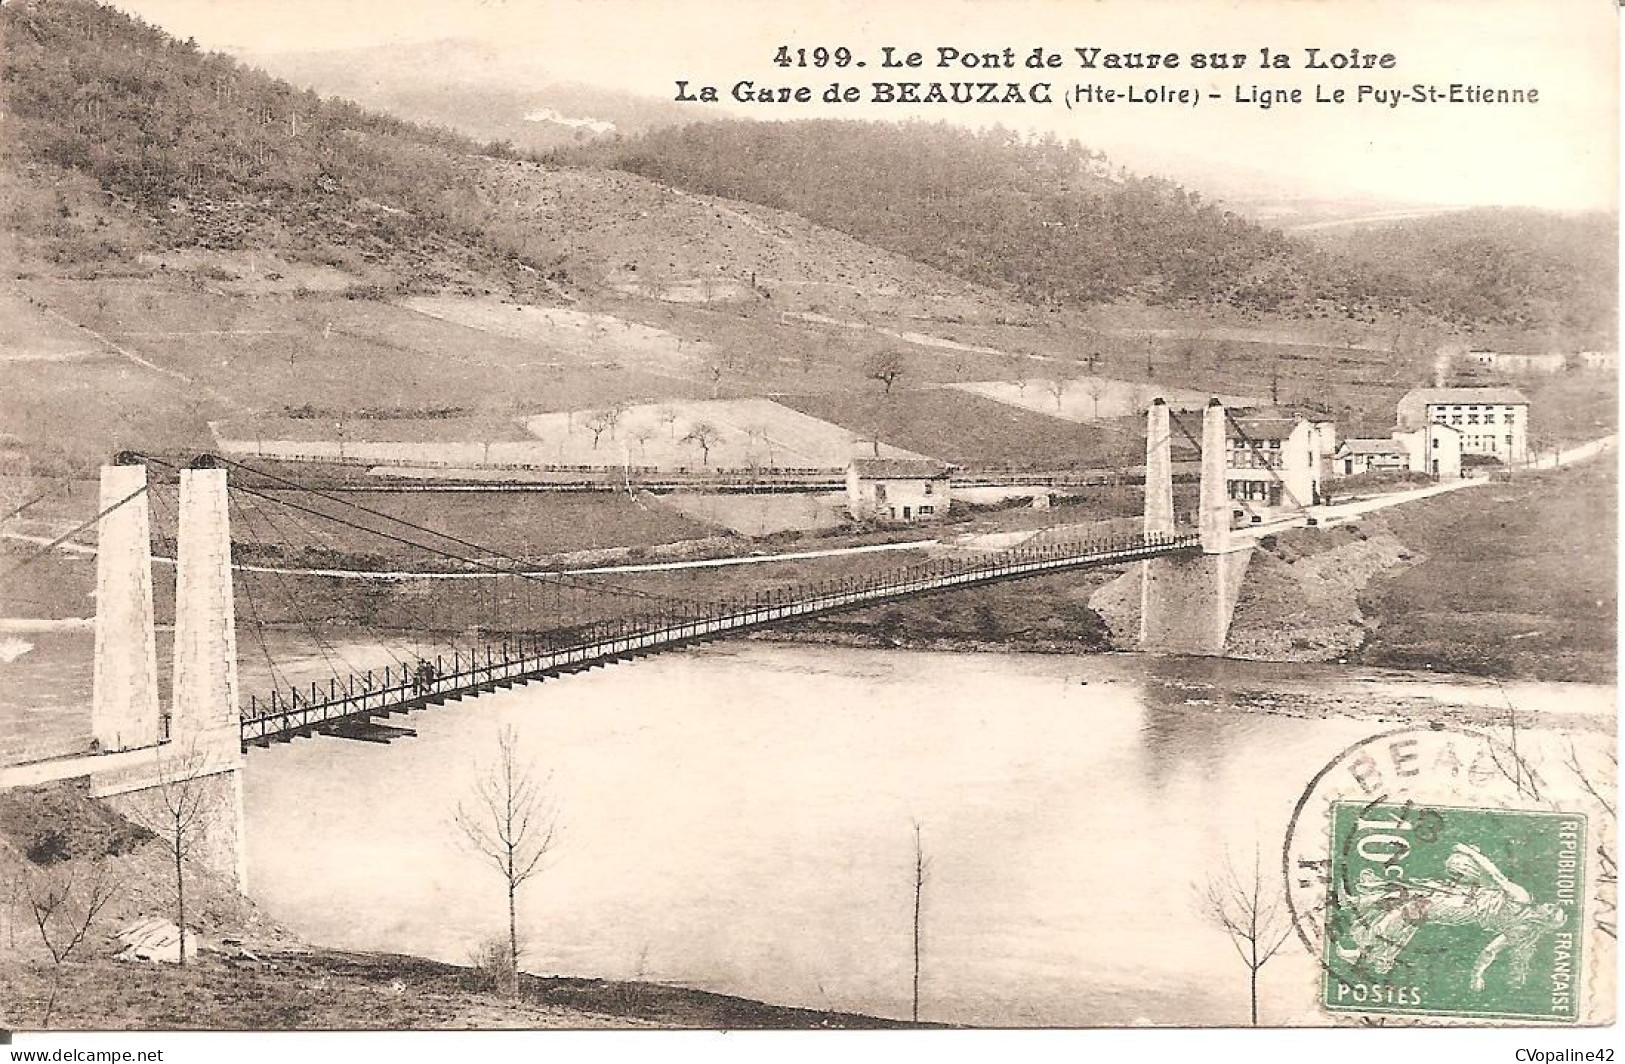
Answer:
583;410;614;450
658;407;679;439
911;821;930;1023
1082;378;1109;420
705;351;741;399
1045;377;1070;412
454;725;559;992
125;743;221;970
24;859;121;965
1563;741;1617;940
682;421;722;467
1197;844;1295;1026
865;350;906;397
23;858;122;1026
630;425;655;458
742;422;777;468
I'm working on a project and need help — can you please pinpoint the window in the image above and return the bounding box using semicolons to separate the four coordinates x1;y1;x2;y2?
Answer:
1451;415;1463;426
919;505;934;515
1485;412;1496;425
923;480;934;495
1506;434;1514;448
874;483;888;503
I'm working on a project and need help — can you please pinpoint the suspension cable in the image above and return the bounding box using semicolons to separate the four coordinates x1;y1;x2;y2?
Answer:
136;453;706;610
0;483;149;582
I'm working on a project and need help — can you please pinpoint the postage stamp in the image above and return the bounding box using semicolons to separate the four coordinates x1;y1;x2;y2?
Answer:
1283;725;1613;1026
1322;801;1586;1022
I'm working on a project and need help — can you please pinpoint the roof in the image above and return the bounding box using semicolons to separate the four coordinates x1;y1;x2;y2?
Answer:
1224;417;1302;442
1233;404;1335;424
1401;387;1530;406
850;458;951;479
1337;438;1408;456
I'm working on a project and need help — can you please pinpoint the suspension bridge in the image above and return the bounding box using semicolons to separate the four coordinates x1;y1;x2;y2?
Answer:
1;397;1259;891
236;529;1197;747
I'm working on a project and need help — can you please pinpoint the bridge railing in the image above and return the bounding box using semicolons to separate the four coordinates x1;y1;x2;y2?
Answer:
240;530;1198;744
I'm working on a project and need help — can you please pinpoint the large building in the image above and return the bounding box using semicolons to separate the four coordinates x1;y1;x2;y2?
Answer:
1396;387;1529;464
1220;411;1332;521
846;458;952;522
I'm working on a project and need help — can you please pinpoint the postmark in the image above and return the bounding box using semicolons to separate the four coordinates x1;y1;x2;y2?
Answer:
1283;725;1605;1024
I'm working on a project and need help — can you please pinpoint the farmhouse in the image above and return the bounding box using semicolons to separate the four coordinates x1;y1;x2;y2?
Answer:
846;458;953;522
1221;412;1330;521
1333;438;1409;477
1578;350;1617;371
1334;422;1461;480
1397;387;1529;464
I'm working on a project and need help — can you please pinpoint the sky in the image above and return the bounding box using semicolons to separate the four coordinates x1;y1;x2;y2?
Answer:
107;0;1620;211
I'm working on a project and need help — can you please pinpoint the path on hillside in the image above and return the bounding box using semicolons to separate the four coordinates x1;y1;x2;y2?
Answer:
34;303;241;409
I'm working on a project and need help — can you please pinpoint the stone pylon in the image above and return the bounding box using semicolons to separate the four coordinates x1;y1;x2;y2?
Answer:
170;465;241;747
169;464;247;892
92;462;161;752
1138;398;1251;655
90;461;248;892
1199;399;1232;554
1143;398;1174;537
1139;399;1176;648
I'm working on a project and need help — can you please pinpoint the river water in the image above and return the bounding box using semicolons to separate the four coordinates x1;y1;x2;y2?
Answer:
235;643;1613;1027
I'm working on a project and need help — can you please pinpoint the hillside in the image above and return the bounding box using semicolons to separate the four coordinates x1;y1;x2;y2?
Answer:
557;119;1617;339
241;39;694;155
0;0;555;296
1312;208;1618;344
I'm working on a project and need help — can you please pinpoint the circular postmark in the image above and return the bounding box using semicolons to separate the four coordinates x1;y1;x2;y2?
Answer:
1283;724;1598;1024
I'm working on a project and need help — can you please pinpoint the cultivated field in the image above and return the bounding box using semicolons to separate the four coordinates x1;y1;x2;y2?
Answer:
521;398;929;471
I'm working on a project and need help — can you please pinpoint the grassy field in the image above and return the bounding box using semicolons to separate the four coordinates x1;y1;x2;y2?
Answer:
1354;461;1616;681
7;271;1613;482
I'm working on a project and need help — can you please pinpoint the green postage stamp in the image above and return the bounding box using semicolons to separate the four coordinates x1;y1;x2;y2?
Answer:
1323;802;1586;1022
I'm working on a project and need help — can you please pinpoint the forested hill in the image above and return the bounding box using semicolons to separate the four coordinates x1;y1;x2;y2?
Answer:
558;120;1615;339
1316;209;1617;341
0;0;559;296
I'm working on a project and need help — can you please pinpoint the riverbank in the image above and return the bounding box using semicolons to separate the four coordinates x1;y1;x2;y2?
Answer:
0;780;903;1032
763;461;1614;685
0;946;907;1030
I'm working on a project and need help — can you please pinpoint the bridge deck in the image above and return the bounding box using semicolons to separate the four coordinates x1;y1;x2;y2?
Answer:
240;533;1198;748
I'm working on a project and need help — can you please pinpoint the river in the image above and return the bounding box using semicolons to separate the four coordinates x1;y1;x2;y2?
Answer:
232;642;1613;1027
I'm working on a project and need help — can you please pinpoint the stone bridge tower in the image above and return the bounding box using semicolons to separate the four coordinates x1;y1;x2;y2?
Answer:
1139;398;1253;655
90;458;247;892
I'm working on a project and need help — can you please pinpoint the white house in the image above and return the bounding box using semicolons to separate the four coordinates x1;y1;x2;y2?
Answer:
1221;413;1325;520
1579;350;1618;372
1397;387;1529;464
846;458;952;521
1394;421;1463;479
